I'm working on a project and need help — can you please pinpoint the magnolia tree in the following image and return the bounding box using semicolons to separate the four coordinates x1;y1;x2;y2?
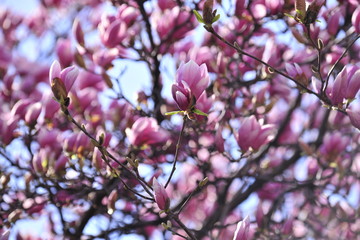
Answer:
1;0;360;239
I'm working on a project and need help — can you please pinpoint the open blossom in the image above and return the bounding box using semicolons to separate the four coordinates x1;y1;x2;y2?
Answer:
171;60;210;111
285;63;308;86
319;132;349;161
125;117;169;147
329;66;360;105
236;116;274;152
49;60;78;102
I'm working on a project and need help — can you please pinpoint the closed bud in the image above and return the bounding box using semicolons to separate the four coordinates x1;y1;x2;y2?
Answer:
107;189;118;215
0;174;10;188
161;222;169;230
304;0;324;25
203;0;214;25
102;72;113;88
8;209;22;223
51;77;67;102
199;177;209;187
153;178;170;211
25;102;42;126
72;18;85;47
295;0;306;21
317;38;324;50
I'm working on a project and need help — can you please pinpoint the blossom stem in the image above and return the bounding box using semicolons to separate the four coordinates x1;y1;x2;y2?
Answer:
165;116;187;188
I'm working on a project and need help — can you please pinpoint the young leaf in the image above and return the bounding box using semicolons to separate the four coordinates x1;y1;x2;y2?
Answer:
165;110;184;116
193;10;204;24
212;14;220;23
193;108;208;116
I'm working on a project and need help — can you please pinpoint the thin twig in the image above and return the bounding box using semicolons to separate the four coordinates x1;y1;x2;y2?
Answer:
165;116;187;188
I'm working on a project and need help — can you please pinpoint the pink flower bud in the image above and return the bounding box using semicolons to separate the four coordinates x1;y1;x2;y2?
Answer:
49;60;78;101
107;189;118;214
125;117;169;147
0;113;18;145
285;63;309;86
345;69;360;99
56;38;73;68
327;10;342;36
158;0;176;11
329;67;347;105
92;48;120;68
54;154;68;174
32;149;48;174
283;218;294;235
153;178;170;210
215;127;225;153
72;18;85;46
256;204;264;228
77;70;105;90
233;216;250;240
352;7;360;34
235;0;246;16
92;147;104;170
319;132;349;161
10;99;32;119
236;116;274;152
42;92;60;119
347;109;360;130
98;16;127;48
25;102;42;125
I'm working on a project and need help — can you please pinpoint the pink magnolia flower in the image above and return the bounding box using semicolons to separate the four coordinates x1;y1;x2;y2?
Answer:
330;67;347;105
346;108;360;130
154;7;196;41
236;116;274;152
345;68;360;99
25;102;42;126
49;60;78;101
329;66;360;105
0;113;18;145
125;117;169;147
54;154;68;174
171;60;210;111
319;132;349;161
55;38;73;68
352;6;360;34
233;216;250;240
98;16;127;48
42;92;60;120
72;18;85;46
152;178;170;210
285;63;308;86
10;99;32;119
77;70;105;90
158;0;177;11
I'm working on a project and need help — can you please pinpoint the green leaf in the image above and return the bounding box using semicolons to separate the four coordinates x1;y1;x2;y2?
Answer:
165;111;184;116
193;10;204;24
193;108;208;116
212;14;220;23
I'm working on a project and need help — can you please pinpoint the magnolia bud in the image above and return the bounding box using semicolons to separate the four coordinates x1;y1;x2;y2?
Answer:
203;0;214;25
51;77;67;102
304;0;325;25
153;178;170;211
